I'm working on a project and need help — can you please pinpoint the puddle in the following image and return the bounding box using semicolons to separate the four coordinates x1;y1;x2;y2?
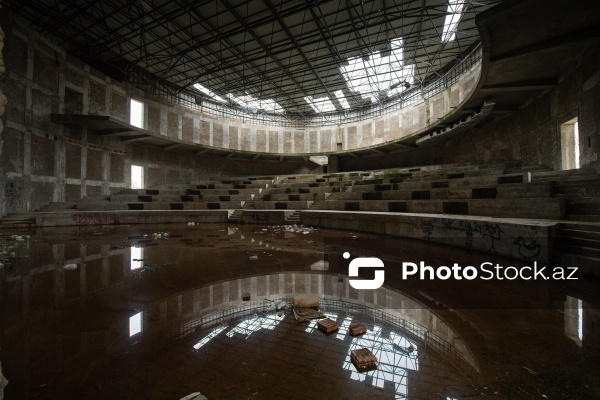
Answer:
0;223;599;399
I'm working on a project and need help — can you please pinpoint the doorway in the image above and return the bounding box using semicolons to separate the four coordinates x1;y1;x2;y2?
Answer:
131;165;144;189
561;117;580;170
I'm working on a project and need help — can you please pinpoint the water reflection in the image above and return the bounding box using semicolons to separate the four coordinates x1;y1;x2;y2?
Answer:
1;223;599;399
187;303;451;400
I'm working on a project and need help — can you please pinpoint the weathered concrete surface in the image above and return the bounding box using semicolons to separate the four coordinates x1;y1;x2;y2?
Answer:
32;209;555;264
300;210;555;264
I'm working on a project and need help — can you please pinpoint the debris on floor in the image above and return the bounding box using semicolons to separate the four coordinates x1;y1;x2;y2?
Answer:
317;318;339;334
180;392;208;400
351;348;378;371
293;296;320;308
349;323;367;336
152;232;169;239
248;255;258;261
293;307;325;322
63;263;78;270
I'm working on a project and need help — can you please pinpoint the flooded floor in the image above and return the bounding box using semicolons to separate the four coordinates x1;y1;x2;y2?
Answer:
0;222;599;399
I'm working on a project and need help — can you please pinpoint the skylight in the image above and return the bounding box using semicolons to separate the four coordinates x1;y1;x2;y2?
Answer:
227;92;283;113
334;90;350;109
193;83;226;103
304;96;337;113
441;0;467;42
340;38;415;103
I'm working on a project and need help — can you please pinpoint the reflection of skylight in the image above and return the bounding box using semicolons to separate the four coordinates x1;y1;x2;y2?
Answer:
129;312;143;337
193;83;227;103
335;90;350;109
340;38;415;103
227;93;283;113
130;246;143;270
193;326;227;350
564;296;584;347
305;96;337;113
342;324;419;398
441;0;467;42
226;313;284;338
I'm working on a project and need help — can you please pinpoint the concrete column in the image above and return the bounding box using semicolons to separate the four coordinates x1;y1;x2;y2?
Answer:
101;151;110;195
328;155;339;173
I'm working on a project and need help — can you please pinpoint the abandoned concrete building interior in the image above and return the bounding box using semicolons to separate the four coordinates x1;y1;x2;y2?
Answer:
0;0;600;398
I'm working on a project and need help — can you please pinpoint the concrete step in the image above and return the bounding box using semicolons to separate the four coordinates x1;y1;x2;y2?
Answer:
565;214;600;222
556;244;600;258
559;228;600;240
558;236;600;248
554;252;600;277
560;223;600;233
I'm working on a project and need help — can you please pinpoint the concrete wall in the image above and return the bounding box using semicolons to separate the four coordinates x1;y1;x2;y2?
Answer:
340;44;600;172
0;17;313;215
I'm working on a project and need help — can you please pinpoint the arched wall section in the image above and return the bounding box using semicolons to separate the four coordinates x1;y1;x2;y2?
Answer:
104;55;481;156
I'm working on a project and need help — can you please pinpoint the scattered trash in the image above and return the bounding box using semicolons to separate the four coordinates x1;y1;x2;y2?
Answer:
64;263;78;270
248;255;258;261
522;366;537;376
152;232;169;239
293;296;320;308
180;392;208;400
293;307;325;322
187;221;197;226
351;348;378;371
275;300;287;310
318;318;339;334
349;323;367;336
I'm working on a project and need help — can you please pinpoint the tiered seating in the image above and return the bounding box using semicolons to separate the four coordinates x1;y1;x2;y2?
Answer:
75;178;275;211
249;163;564;219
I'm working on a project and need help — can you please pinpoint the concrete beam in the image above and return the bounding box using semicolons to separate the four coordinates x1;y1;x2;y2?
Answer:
481;78;558;92
161;143;181;151
120;135;150;142
490;24;600;63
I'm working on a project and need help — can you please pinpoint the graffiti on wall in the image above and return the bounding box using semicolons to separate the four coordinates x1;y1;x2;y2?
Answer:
251;212;269;225
72;225;123;238
72;212;121;225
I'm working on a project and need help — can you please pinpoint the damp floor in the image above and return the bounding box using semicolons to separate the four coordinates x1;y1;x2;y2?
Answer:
0;223;599;399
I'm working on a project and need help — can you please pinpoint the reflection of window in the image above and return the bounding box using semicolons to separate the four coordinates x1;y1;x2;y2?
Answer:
564;296;583;347
130;99;144;128
129;312;143;337
130;246;144;270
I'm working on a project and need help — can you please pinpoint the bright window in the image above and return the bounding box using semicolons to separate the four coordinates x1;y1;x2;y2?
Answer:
130;99;144;128
131;165;144;189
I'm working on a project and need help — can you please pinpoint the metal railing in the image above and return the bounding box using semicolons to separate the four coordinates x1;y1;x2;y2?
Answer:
150;45;482;129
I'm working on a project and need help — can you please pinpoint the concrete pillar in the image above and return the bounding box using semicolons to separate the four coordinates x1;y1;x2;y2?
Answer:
328;155;339;173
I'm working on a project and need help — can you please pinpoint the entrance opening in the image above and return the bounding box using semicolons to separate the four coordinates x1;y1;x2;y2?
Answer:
561;117;580;170
131;165;144;189
130;99;144;128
